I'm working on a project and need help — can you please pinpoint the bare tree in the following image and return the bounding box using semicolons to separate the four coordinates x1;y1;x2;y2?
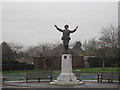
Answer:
82;38;99;56
9;42;23;60
82;25;118;68
25;43;54;70
9;42;23;53
99;25;118;57
26;44;53;57
100;25;118;48
82;40;88;51
98;25;118;68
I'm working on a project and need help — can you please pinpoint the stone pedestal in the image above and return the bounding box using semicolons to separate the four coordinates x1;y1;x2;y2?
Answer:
50;54;84;85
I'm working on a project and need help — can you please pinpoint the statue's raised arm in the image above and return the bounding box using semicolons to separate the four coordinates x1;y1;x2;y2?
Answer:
54;25;63;32
69;26;78;33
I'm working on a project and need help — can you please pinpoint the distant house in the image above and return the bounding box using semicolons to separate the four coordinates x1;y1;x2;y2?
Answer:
72;41;85;56
16;57;34;64
32;43;84;70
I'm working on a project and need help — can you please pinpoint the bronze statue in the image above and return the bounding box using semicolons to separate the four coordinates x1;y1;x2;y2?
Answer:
54;25;78;52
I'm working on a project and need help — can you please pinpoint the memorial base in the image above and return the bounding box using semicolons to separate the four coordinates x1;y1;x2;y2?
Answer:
50;54;84;85
50;80;84;85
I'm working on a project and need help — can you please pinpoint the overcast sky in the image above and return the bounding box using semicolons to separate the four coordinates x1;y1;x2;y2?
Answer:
2;2;118;47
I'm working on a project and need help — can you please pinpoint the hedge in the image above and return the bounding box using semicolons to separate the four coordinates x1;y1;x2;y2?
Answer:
2;64;34;71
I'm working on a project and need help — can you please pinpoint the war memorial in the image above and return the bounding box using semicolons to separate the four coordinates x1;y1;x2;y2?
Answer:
50;25;84;85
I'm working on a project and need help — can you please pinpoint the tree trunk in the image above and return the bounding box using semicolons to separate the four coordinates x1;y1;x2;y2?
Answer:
102;59;105;70
43;59;46;70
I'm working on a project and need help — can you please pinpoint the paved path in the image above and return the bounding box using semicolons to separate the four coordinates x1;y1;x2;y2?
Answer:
2;80;119;88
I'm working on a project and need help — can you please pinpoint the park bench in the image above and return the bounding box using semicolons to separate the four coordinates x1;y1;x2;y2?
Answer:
25;72;53;83
2;76;25;82
2;73;26;82
97;72;120;83
74;72;98;81
111;72;120;83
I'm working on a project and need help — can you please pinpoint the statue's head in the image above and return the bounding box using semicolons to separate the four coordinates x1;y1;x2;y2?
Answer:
64;25;69;29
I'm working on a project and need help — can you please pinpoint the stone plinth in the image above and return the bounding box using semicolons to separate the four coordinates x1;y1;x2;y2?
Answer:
50;54;84;85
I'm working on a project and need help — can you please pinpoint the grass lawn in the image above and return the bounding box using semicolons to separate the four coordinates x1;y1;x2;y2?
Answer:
73;67;119;73
3;69;51;74
3;67;118;75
